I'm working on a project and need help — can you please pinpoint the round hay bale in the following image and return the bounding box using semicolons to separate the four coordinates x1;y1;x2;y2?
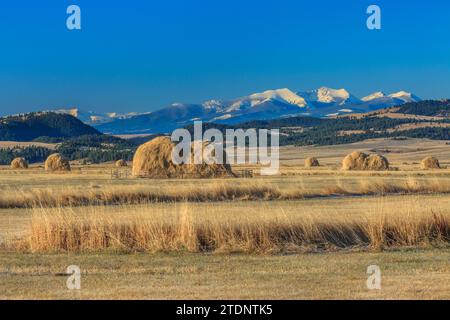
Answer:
342;152;389;171
132;136;234;178
305;157;320;168
44;153;71;172
115;159;128;167
10;157;28;169
420;156;440;170
342;151;368;170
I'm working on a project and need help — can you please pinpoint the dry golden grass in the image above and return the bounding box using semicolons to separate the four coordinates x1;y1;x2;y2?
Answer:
0;141;57;150
2;177;450;209
2;139;450;299
0;182;299;208
1;164;450;299
17;201;449;254
2;249;449;299
280;137;450;172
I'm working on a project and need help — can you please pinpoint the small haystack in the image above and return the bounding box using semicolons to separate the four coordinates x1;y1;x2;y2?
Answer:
115;159;128;167
420;156;440;170
132;136;234;178
44;153;71;172
342;151;389;171
10;157;28;169
305;157;320;168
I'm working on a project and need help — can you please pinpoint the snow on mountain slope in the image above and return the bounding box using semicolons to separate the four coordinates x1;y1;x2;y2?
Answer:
52;108;141;125
360;91;421;110
388;91;421;103
227;88;308;112
299;87;361;106
91;87;421;134
362;91;386;102
249;88;307;107
202;100;223;110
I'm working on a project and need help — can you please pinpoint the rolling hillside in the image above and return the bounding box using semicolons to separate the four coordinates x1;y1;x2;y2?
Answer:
183;100;450;146
0;112;138;165
0;112;101;141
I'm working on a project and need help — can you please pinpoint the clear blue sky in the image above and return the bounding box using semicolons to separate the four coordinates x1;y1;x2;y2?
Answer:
0;0;449;115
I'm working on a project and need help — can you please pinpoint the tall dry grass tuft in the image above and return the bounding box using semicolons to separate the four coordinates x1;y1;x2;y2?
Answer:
22;204;450;254
0;182;293;209
4;178;450;209
358;177;450;195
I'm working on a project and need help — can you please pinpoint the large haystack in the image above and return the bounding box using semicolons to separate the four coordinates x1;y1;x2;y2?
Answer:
305;157;320;168
342;152;389;171
342;152;368;170
420;156;440;170
132;136;234;178
44;153;71;172
115;159;128;167
10;157;28;169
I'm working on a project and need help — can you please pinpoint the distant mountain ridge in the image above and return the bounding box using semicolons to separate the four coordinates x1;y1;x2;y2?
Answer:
93;86;421;134
0;112;101;141
50;108;140;125
183;99;450;147
1;100;449;165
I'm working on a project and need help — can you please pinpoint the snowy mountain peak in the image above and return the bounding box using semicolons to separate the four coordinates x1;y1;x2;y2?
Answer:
202;100;223;109
51;108;139;125
248;88;307;107
317;87;350;103
389;91;410;97
298;86;361;106
227;88;307;112
362;91;386;102
52;107;79;118
388;91;421;103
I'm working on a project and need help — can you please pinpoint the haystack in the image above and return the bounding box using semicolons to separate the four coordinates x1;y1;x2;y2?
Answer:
305;157;319;168
365;154;389;170
132;136;234;178
342;152;368;170
44;153;71;172
10;157;28;169
420;156;440;170
115;159;128;167
342;152;389;171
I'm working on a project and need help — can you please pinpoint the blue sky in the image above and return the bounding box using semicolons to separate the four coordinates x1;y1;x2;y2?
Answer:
0;0;449;115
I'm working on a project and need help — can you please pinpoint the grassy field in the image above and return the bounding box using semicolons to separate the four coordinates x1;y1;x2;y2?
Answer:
1;139;450;299
280;137;450;171
0;141;57;150
1;249;449;299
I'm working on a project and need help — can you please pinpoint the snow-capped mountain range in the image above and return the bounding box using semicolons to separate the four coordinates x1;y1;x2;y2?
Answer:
50;108;141;125
58;87;421;134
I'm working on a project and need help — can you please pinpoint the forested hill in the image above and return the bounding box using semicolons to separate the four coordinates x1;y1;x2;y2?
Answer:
182;100;450;146
0;112;101;141
395;99;450;117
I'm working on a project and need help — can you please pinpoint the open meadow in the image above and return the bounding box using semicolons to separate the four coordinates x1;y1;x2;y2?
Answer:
1;138;450;299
